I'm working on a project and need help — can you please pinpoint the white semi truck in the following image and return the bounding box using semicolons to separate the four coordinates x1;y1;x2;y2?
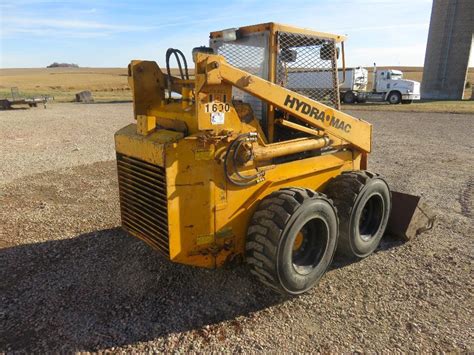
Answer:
287;66;421;105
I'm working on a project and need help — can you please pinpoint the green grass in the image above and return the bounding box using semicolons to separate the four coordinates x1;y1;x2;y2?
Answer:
342;100;474;114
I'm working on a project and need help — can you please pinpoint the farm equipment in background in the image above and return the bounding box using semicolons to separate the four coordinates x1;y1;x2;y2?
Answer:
0;87;50;110
114;23;434;295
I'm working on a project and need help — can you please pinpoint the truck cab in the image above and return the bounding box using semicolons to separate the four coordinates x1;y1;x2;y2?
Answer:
374;69;421;104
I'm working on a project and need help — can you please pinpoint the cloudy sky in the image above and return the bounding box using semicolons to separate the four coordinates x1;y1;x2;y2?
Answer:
0;0;470;68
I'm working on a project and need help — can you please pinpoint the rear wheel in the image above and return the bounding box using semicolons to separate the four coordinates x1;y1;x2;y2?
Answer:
325;171;391;258
246;188;338;295
342;91;356;104
0;100;11;110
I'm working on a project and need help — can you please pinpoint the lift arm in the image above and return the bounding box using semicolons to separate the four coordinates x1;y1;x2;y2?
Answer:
199;55;372;153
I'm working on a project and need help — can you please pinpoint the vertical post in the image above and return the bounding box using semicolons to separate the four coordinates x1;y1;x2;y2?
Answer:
331;40;341;110
267;24;277;143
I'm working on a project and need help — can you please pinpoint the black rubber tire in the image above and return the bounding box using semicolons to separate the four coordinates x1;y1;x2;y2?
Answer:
342;91;356;104
0;100;11;110
387;91;402;104
401;99;413;104
246;187;338;295
324;171;391;258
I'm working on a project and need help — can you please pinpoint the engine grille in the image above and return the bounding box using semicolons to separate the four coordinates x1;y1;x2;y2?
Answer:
116;154;169;255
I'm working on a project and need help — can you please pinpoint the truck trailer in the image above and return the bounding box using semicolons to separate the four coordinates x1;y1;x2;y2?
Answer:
286;66;421;105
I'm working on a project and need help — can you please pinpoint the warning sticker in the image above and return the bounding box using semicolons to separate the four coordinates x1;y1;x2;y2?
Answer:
211;112;225;125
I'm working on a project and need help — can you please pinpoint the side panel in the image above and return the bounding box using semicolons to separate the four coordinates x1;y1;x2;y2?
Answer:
165;141;360;268
165;138;217;268
214;150;359;266
116;124;361;269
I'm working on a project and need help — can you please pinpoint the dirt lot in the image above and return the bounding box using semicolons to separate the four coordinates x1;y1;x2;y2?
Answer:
1;103;473;352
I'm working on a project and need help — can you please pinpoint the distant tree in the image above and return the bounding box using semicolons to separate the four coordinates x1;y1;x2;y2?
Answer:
47;62;79;68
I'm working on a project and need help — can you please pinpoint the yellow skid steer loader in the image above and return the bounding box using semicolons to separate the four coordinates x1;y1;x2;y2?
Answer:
114;23;434;295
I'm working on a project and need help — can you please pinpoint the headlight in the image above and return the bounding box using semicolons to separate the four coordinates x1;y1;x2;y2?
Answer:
222;28;238;42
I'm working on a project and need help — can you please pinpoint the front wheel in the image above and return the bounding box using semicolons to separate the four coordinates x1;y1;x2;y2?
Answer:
387;91;402;104
401;99;413;104
325;171;391;258
246;188;338;295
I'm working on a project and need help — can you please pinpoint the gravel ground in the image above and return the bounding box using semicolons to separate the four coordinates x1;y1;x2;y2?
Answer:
0;103;473;352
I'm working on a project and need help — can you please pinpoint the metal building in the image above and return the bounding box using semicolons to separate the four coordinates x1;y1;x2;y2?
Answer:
421;0;474;100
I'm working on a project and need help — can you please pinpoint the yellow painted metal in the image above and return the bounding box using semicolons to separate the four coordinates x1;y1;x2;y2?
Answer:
114;23;368;269
268;23;278;142
115;124;183;167
116;123;358;268
181;87;192;109
276;119;324;137
128;60;166;117
293;232;304;251
251;137;330;161
210;23;346;143
137;115;156;135
210;22;346;43
209;57;372;153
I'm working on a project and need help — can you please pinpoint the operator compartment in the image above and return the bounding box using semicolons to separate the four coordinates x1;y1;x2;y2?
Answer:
114;23;371;270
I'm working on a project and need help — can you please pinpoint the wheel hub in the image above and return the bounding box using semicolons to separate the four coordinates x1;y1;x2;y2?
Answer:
292;218;329;275
359;193;384;241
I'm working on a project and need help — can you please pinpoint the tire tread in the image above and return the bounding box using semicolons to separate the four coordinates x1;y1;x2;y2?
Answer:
246;187;334;294
325;170;382;257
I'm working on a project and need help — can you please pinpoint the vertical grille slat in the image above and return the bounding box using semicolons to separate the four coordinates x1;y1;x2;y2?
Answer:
117;154;169;255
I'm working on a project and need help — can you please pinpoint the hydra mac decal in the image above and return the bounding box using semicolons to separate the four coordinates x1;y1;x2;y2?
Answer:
283;94;352;133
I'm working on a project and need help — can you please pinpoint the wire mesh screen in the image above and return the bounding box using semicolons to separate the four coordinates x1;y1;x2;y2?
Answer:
276;32;340;108
210;32;269;122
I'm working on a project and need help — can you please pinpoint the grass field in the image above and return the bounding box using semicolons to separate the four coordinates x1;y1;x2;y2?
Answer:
342;100;474;114
1;66;473;112
0;67;131;102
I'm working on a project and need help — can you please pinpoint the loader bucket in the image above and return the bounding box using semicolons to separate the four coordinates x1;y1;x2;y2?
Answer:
386;191;436;241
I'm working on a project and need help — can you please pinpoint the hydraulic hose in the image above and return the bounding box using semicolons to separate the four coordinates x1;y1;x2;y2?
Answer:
232;140;259;181
165;48;190;99
224;133;262;187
